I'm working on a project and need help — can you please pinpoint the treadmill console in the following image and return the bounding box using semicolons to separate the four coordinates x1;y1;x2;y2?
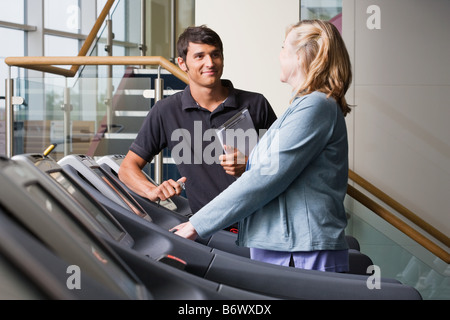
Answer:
96;154;178;211
58;154;153;223
13;154;134;247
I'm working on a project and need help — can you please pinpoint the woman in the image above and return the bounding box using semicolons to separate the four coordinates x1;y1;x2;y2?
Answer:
172;20;353;272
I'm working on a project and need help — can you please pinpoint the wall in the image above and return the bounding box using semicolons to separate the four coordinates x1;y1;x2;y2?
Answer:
343;0;450;236
195;0;299;117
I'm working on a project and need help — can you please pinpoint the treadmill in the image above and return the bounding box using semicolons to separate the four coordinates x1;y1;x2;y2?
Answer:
60;154;249;257
0;206;114;300
13;153;422;300
4;155;274;300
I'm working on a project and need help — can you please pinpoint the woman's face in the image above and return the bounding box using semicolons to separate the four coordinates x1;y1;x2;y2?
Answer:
279;30;305;88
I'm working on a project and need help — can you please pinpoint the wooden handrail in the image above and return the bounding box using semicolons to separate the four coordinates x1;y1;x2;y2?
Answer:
347;184;450;263
349;169;450;248
4;56;189;84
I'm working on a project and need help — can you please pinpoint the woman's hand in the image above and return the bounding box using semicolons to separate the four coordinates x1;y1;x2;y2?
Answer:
169;222;198;241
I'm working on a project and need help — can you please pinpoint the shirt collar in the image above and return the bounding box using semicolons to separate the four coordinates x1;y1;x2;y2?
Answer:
181;79;238;111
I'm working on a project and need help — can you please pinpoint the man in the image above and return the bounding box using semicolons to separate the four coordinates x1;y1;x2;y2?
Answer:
119;25;277;214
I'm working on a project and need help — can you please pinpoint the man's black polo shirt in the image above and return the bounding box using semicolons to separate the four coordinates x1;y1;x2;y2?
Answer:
130;80;277;213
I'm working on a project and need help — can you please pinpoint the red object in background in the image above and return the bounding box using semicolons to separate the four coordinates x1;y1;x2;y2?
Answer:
330;12;342;34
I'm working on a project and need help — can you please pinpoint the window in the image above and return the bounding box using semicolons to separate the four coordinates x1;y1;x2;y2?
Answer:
301;0;342;20
301;0;342;32
44;0;80;33
0;0;25;96
0;0;24;24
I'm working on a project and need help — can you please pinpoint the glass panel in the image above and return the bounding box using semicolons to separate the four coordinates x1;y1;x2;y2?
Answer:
0;28;25;155
344;194;450;300
0;0;24;24
96;0;131;43
7;71;184;161
0;28;24;94
89;0;134;78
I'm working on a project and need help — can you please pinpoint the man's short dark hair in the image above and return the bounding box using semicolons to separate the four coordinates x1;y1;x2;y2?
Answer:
177;25;223;61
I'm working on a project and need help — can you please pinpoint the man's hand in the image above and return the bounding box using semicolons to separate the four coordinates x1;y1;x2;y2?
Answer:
118;151;187;203
170;222;198;241
145;177;187;202
219;146;248;177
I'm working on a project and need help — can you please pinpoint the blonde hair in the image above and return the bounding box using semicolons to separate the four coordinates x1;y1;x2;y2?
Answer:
286;20;352;116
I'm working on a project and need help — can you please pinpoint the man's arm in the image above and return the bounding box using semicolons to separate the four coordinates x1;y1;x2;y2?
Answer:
118;150;185;202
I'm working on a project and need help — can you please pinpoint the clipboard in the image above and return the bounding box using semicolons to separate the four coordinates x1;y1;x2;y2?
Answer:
215;108;259;156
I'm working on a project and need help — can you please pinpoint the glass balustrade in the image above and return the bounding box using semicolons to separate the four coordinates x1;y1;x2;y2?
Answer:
4;67;185;161
345;193;449;300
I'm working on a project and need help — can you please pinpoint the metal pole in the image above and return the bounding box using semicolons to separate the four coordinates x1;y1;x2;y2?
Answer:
170;0;177;63
154;67;164;184
105;17;113;134
62;78;71;156
5;67;14;157
140;0;147;57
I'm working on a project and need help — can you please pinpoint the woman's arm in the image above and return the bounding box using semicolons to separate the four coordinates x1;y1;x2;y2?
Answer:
185;95;337;238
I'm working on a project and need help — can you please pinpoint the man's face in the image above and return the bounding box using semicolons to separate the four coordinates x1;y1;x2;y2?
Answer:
177;42;224;88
